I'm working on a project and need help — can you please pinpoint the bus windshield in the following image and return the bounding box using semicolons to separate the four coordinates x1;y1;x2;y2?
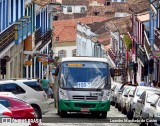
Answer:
60;61;110;90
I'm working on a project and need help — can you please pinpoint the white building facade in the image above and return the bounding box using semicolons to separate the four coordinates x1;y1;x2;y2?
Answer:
76;22;105;57
61;5;87;14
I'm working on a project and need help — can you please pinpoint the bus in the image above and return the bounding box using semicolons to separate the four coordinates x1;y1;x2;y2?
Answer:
53;57;111;118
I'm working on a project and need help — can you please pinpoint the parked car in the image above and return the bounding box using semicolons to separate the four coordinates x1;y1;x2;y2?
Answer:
110;83;122;106
134;90;160;126
110;81;122;105
148;95;160;126
0;104;12;117
116;85;136;113
0;79;49;118
0;95;38;126
126;86;160;120
121;86;136;114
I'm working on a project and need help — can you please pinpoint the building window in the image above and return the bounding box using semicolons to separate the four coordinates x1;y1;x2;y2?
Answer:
67;6;72;12
58;50;66;59
106;2;110;5
121;0;125;2
72;49;76;57
93;12;100;16
81;7;85;13
114;0;117;2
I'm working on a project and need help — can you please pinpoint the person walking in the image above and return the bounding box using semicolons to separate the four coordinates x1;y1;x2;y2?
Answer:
151;80;157;88
139;78;146;86
41;76;50;96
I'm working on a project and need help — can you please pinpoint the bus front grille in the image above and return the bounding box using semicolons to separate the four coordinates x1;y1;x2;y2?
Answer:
72;95;98;100
74;103;96;108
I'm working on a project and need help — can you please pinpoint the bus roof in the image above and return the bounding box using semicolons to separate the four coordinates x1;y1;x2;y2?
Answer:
61;57;108;63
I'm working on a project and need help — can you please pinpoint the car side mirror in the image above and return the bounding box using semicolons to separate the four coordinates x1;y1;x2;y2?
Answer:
150;103;156;107
119;91;122;94
124;94;128;97
137;99;142;103
129;94;134;97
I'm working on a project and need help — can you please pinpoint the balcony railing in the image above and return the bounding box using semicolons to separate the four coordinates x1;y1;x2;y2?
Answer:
108;49;116;63
0;24;15;52
154;28;160;49
37;29;52;50
35;27;42;45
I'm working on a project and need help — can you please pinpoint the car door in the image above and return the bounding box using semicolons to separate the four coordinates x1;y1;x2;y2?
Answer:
136;91;146;116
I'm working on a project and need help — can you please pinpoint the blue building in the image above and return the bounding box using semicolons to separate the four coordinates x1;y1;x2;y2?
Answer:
0;0;31;79
149;0;160;83
23;0;53;80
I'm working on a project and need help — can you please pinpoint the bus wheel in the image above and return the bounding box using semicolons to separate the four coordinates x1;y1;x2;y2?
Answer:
57;109;60;115
101;112;107;119
91;111;100;117
60;110;67;118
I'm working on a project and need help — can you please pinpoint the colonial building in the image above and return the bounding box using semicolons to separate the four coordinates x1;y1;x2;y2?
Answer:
105;16;132;83
53;16;108;59
23;0;52;79
0;0;30;79
127;0;150;84
149;0;160;83
61;0;88;14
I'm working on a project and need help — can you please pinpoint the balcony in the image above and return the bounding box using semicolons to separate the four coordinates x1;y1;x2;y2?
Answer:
0;24;15;52
108;49;116;63
37;29;52;50
15;16;32;44
154;28;160;49
35;28;42;45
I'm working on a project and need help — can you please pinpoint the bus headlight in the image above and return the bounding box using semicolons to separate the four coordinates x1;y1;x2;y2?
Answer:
102;90;110;101
59;89;68;100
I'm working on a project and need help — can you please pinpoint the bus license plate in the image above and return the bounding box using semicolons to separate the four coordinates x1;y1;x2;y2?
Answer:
80;108;89;112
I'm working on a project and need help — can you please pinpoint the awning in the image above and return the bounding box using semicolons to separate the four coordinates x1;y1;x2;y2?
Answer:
137;13;149;22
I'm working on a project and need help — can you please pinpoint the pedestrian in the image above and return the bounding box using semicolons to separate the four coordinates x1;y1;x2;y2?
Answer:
41;76;50;96
48;85;54;99
139;78;146;86
157;81;160;88
151;80;157;87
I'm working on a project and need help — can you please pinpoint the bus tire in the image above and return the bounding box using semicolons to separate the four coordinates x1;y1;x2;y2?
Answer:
101;112;107;119
60;110;67;118
91;111;100;117
57;109;60;115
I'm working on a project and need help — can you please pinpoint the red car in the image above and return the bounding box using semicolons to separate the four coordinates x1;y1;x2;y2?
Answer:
0;95;38;126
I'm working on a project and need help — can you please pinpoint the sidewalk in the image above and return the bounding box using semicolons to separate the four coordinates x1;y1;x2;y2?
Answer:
47;98;54;105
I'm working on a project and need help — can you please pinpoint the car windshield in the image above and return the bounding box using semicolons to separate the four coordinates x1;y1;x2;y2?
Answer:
123;87;131;95
60;61;110;90
147;93;160;103
136;88;146;97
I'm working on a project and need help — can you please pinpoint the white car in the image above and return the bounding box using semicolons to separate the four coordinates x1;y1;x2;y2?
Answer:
126;86;160;120
0;104;12;117
0;79;49;118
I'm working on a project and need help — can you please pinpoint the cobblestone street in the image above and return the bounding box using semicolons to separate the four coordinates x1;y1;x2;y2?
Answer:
39;103;138;126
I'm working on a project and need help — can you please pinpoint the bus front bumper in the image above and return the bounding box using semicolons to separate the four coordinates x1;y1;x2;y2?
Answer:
59;100;110;112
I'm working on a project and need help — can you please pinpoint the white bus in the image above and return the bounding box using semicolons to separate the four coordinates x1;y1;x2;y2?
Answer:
53;57;111;118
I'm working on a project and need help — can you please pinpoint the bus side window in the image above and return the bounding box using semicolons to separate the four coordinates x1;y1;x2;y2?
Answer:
54;64;60;76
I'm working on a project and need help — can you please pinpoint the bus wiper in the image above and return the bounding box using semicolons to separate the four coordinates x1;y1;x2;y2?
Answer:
65;75;75;90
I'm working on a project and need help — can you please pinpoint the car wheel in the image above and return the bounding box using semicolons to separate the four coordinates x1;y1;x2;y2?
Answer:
115;103;118;108
33;107;41;119
118;103;121;111
127;106;133;120
122;106;126;114
140;113;146;126
133;109;137;120
60;110;67;118
101;112;107;119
